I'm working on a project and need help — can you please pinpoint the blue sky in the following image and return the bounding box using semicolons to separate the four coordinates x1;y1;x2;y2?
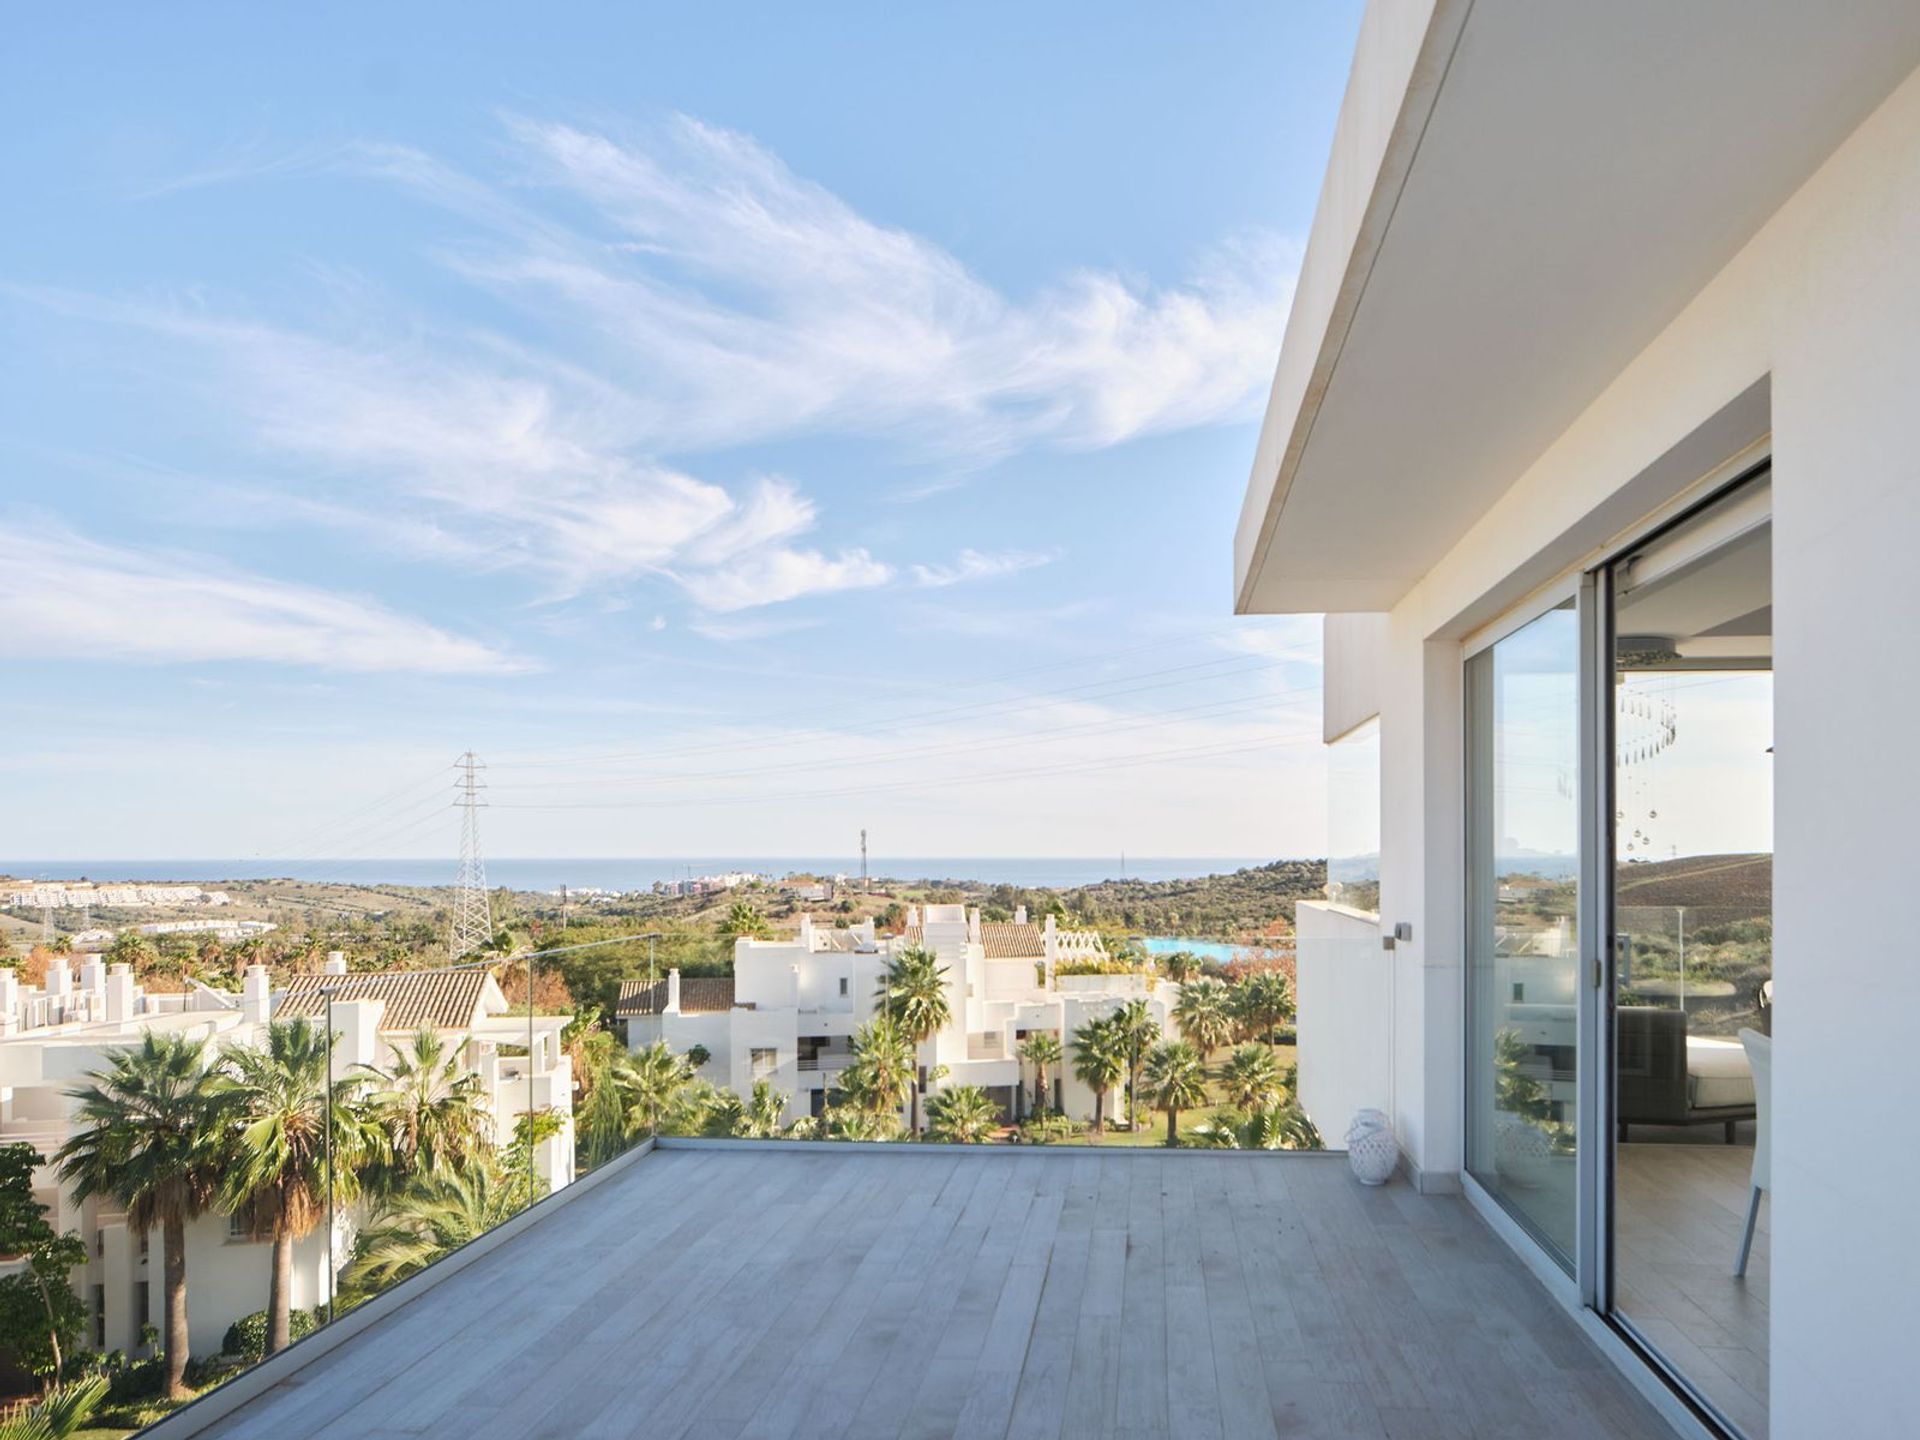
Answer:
0;3;1360;864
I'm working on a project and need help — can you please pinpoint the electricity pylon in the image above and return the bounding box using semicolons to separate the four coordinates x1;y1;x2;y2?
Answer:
449;752;493;959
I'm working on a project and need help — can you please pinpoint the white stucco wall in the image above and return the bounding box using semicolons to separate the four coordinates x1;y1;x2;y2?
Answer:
1343;54;1920;1435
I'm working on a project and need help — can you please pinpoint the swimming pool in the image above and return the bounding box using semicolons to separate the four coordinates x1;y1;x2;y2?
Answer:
1140;936;1244;965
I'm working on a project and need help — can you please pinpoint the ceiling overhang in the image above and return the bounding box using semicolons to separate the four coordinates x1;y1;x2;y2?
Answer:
1234;0;1920;615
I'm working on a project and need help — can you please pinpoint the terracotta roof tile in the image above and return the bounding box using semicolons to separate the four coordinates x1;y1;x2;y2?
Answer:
616;976;736;1016
898;922;1049;959
277;968;493;1032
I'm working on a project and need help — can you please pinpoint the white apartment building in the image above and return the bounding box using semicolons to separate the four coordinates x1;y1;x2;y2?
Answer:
0;884;232;910
620;904;1170;1127
1241;5;1920;1436
0;954;572;1359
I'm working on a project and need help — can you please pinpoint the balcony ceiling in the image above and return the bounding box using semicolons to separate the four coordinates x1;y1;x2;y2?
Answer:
1235;0;1920;614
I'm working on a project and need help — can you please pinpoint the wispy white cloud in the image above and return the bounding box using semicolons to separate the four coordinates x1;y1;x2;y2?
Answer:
23;111;1298;620
0;520;523;673
448;114;1300;456
676;546;893;613
911;548;1058;589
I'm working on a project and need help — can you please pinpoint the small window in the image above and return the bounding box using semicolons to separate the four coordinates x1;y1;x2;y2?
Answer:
134;1281;149;1336
139;1229;149;1259
838;977;849;997
92;1285;105;1349
750;1047;778;1079
228;1213;264;1243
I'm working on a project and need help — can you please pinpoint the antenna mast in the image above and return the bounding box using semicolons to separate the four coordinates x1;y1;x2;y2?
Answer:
860;829;868;891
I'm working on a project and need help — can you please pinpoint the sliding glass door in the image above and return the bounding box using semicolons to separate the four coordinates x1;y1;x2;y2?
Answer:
1607;474;1773;1439
1465;596;1582;1270
1463;467;1773;1436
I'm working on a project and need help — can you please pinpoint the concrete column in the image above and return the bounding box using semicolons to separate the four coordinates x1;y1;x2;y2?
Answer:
666;968;682;1014
323;952;348;975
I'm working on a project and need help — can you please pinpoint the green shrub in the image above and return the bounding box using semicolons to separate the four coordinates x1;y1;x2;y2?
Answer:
221;1307;318;1360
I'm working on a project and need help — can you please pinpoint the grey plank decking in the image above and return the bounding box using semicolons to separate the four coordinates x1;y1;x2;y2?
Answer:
197;1149;1676;1440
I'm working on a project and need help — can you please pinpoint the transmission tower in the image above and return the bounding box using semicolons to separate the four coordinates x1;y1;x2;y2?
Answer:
449;752;493;958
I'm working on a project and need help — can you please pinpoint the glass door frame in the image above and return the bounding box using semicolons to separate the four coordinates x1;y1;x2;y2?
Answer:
1591;462;1773;1438
1460;574;1592;1288
1459;455;1772;1440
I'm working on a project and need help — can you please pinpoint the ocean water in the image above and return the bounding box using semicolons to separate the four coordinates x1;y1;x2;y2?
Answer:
0;856;1288;894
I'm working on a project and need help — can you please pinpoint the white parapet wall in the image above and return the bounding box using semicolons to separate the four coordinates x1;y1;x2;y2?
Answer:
1294;901;1391;1151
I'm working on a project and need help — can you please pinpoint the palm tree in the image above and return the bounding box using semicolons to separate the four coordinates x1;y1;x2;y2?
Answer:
733;1080;789;1138
218;1019;381;1356
1070;1016;1127;1137
365;1030;489;1192
874;947;950;1134
1158;949;1203;984
1218;1044;1285;1113
576;1057;632;1168
611;1041;693;1136
0;1376;107;1440
1017;1031;1062;1116
344;1166;518;1294
719;901;772;941
1231;971;1295;1048
925;1085;1000;1144
1112;999;1160;1129
840;1017;915;1128
1140;1041;1209;1147
1173;976;1234;1057
55;1033;224;1400
1239;1099;1324;1151
824;1104;896;1141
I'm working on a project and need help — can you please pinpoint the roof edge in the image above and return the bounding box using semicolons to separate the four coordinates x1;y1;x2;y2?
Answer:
1234;0;1472;614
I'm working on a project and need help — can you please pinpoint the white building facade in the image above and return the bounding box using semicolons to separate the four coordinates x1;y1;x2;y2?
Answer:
0;954;572;1360
1241;6;1920;1437
623;905;1171;1128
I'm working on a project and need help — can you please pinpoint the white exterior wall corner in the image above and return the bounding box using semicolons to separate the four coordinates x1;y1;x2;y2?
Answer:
1235;0;1464;607
1349;57;1920;1438
1322;612;1390;742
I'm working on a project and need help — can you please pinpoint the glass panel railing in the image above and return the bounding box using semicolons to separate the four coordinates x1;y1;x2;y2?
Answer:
0;921;1333;1436
1287;928;1390;1155
605;942;1320;1153
0;935;655;1437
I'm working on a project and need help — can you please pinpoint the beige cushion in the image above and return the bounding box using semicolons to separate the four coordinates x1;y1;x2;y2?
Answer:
1687;1035;1756;1109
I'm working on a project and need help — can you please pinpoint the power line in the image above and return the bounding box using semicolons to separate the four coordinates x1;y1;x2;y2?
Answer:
485;618;1269;769
494;637;1320;772
490;725;1323;812
485;681;1319;794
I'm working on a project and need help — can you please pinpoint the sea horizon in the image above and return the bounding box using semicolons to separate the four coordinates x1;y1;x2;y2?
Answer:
0;856;1303;893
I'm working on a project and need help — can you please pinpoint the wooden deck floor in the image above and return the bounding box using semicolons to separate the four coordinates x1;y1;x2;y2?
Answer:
197;1147;1675;1440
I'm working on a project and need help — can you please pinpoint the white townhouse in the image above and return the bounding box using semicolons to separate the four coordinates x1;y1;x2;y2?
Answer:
620;905;1171;1127
0;953;572;1359
1239;5;1920;1437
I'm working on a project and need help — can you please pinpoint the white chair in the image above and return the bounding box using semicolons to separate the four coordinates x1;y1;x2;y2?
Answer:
1735;1027;1771;1278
